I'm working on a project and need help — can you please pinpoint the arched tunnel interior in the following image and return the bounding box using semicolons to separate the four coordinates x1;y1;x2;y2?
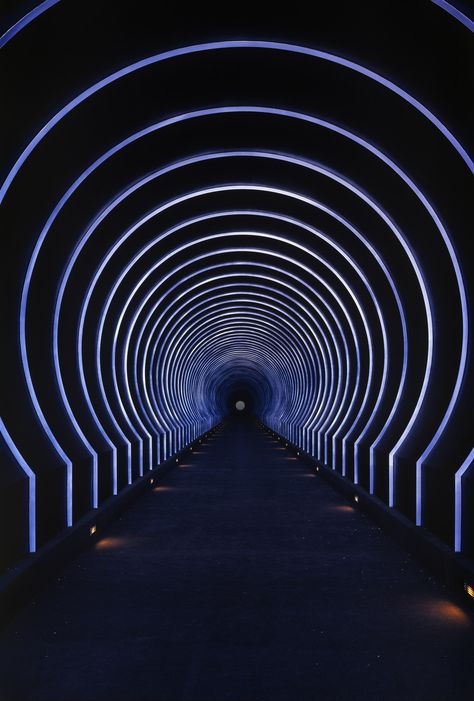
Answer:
0;2;473;700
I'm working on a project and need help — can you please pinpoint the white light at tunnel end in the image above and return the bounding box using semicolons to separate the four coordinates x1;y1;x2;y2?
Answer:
236;401;246;411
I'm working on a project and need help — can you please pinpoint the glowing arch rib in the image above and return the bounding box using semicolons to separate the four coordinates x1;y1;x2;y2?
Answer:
111;207;384;478
19;104;460;521
61;149;421;493
431;0;474;31
164;319;310;441
0;8;474;568
455;447;474;552
134;264;348;460
0;0;61;49
92;244;354;468
155;304;323;446
2;39;472;207
142;279;336;451
147;294;322;435
96;230;369;473
1;50;463;552
22;147;431;533
0;418;36;552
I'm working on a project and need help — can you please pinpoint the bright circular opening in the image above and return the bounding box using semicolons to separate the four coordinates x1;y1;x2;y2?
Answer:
235;400;246;411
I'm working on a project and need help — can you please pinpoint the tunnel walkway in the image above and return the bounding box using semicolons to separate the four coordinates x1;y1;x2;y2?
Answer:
0;417;473;701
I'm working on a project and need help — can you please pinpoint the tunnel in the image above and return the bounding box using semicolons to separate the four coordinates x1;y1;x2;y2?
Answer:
0;2;473;700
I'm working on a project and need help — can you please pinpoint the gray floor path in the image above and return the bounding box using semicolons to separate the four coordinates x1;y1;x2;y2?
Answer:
0;417;473;701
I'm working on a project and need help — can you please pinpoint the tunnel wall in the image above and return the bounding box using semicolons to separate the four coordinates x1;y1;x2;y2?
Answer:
0;1;473;571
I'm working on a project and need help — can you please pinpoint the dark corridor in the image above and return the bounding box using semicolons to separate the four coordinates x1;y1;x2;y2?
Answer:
1;417;473;701
1;2;473;699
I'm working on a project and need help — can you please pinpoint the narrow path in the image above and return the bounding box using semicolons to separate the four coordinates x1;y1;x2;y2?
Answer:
0;417;472;701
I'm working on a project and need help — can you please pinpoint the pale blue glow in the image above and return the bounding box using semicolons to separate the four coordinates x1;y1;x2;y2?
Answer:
154;304;321;441
107;241;357;470
61;150;398;478
97;230;362;468
175;333;296;424
2;40;472;208
116;254;328;452
2;61;465;546
144;290;324;443
454;446;474;552
163;318;308;434
18;145;430;532
67;149;432;498
431;0;474;31
111;206;378;466
134;263;343;457
53;301;99;507
0;417;36;552
141;274;334;446
0;0;60;48
17;104;460;530
19;308;73;527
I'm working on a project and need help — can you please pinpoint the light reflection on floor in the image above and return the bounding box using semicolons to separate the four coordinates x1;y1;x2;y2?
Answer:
95;537;132;550
412;598;472;627
328;505;354;513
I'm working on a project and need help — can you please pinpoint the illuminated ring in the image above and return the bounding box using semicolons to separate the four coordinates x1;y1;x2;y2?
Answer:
118;214;378;473
154;302;325;452
133;263;350;460
140;276;337;453
96;234;367;480
22;107;458;521
0;20;470;552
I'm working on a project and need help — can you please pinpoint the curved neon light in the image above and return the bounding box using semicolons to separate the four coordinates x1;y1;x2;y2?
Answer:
19;104;465;523
1;37;468;556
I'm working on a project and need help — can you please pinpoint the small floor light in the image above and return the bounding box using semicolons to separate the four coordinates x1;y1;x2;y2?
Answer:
354;495;359;503
90;525;97;536
316;466;320;472
465;583;474;599
175;458;179;463
150;477;154;485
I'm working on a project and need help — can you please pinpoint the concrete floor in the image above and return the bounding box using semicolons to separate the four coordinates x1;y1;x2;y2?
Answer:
0;416;473;700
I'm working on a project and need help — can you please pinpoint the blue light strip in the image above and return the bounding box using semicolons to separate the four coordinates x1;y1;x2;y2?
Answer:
18;103;457;522
156;305;321;442
0;0;61;49
143;291;324;448
145;277;334;447
430;0;474;31
164;318;309;436
1;40;472;207
17;145;434;532
454;447;474;551
1;38;468;557
100;238;359;466
52;144;414;482
0;418;36;552
135;264;343;457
